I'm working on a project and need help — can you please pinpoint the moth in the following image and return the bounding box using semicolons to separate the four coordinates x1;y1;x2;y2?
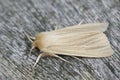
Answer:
25;22;113;67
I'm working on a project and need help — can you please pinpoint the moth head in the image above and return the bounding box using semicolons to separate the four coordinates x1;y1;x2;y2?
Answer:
25;32;52;54
25;32;45;54
31;32;45;50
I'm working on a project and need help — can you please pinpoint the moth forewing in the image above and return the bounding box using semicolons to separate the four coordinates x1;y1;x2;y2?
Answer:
43;33;113;57
41;23;113;57
53;22;109;34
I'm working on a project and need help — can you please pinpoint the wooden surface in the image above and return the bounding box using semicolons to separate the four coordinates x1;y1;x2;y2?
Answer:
0;0;120;80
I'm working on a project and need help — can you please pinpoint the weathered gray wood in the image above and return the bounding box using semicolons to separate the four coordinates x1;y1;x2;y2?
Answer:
0;0;120;80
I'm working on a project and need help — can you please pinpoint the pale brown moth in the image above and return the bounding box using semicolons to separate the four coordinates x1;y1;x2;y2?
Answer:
25;22;113;67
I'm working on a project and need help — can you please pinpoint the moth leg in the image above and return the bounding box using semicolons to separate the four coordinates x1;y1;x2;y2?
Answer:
29;46;35;57
33;53;44;68
54;27;58;30
53;55;73;65
23;31;35;43
78;20;84;25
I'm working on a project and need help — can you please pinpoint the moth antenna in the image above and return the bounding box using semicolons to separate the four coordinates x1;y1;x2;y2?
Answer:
33;53;43;68
53;55;73;65
29;36;35;40
23;31;34;43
